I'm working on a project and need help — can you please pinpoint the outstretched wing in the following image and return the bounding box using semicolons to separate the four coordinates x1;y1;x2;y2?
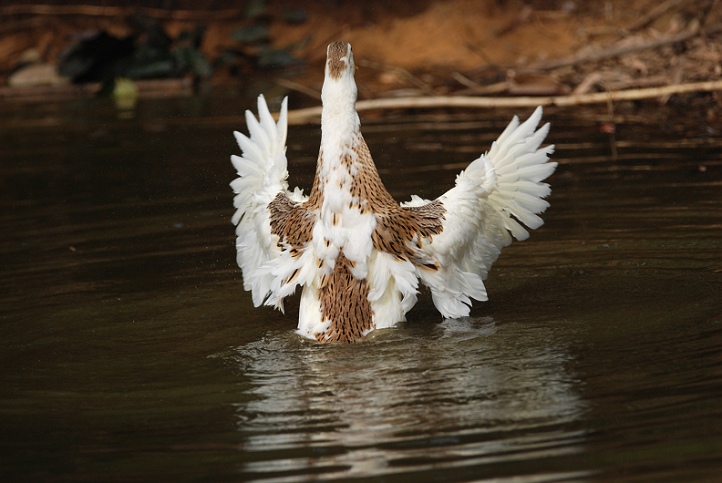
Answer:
405;107;556;318
230;95;310;308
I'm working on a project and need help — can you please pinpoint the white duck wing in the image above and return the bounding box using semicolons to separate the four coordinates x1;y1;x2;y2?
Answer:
230;95;308;308
405;107;556;318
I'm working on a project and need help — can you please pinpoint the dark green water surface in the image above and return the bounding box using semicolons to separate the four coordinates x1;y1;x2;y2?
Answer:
1;94;721;481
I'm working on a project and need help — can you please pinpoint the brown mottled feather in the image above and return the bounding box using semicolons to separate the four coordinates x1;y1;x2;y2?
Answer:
268;104;446;342
347;134;447;263
269;193;316;251
326;42;349;80
318;253;373;343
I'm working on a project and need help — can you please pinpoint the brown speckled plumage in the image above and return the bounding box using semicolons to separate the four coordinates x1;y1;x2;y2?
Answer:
305;151;326;210
326;41;349;80
317;253;373;342
269;192;316;251
349;133;446;263
373;200;446;266
268;128;446;342
346;134;396;210
268;150;325;253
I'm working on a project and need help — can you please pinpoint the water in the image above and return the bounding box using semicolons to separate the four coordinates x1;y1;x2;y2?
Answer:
1;94;721;481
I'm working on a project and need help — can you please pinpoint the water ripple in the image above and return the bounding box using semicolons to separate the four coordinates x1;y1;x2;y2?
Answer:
228;318;588;480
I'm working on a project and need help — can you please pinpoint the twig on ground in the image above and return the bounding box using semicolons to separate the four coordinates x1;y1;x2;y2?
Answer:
357;59;436;96
573;72;605;95
451;72;509;95
274;78;322;100
454;82;509;96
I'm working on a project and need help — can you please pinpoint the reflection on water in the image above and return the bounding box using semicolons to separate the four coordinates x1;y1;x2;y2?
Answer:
231;317;588;480
1;96;722;481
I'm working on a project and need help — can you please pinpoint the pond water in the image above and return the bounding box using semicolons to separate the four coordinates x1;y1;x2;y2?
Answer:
1;93;721;481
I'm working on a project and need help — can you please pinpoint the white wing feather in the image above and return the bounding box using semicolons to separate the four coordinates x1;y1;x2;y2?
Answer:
230;95;307;308
410;106;556;318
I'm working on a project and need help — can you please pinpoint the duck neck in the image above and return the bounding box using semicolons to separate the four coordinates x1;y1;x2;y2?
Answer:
304;80;361;207
320;80;360;148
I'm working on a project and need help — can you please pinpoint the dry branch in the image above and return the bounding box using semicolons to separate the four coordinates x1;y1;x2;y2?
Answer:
286;80;722;124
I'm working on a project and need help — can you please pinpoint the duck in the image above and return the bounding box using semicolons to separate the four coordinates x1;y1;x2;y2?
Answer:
230;41;556;343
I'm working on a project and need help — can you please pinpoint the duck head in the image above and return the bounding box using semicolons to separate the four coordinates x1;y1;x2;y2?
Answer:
321;41;358;114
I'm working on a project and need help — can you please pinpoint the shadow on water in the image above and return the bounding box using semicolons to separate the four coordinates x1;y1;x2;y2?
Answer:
1;94;721;481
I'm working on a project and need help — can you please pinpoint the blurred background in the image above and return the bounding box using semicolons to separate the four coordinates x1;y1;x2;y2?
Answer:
1;0;720;110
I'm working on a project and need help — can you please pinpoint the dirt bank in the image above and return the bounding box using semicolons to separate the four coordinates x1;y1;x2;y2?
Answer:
1;0;720;106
